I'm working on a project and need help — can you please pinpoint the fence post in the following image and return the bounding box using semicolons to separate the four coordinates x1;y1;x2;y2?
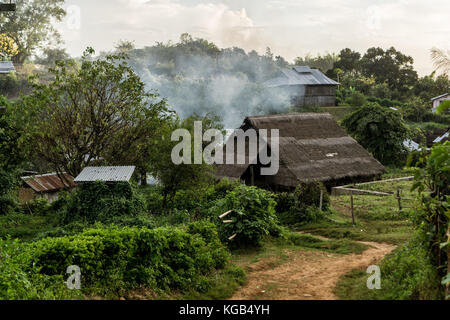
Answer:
396;187;402;211
350;190;355;225
319;190;323;211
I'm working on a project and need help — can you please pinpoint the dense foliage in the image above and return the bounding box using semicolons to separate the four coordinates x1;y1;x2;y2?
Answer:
31;222;229;295
17;48;171;178
276;182;330;225
61;182;146;224
342;103;410;165
208;185;281;247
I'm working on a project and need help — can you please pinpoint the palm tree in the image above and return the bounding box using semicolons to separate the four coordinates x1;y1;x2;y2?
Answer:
431;48;450;114
431;47;450;75
431;47;450;300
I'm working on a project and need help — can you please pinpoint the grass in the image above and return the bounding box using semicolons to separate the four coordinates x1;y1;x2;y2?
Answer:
333;268;376;300
0;213;60;241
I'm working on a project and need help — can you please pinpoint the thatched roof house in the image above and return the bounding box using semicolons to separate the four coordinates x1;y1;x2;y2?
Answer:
215;113;385;190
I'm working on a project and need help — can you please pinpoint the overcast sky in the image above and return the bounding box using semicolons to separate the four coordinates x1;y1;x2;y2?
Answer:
56;0;450;76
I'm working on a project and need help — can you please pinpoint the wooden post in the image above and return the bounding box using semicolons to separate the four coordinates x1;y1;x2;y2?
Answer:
447;226;450;300
319;190;323;211
396;188;402;211
250;165;255;186
350;191;355;225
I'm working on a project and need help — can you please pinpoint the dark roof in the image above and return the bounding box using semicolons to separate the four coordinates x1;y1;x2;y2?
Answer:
74;166;135;182
264;66;339;87
431;93;450;101
0;61;15;74
21;173;76;193
215;113;385;187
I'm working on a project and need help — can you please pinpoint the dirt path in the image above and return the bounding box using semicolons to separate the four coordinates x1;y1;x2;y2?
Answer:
231;240;395;300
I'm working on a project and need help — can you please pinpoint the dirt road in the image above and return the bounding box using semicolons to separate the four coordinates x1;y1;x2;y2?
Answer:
231;240;395;300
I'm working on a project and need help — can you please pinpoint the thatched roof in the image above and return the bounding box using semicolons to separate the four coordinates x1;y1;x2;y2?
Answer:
215;113;385;187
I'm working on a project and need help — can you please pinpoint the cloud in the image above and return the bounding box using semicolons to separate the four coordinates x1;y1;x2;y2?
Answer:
59;0;267;56
57;0;450;75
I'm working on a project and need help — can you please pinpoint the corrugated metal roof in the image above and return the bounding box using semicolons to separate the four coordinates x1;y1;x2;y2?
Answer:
264;66;339;87
0;61;15;74
74;166;136;182
21;173;76;193
431;93;450;101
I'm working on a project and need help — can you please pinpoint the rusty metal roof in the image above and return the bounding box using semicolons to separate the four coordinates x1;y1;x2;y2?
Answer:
74;166;136;183
21;173;76;193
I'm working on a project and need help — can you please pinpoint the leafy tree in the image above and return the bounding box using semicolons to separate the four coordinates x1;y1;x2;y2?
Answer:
294;52;339;73
347;91;367;107
402;96;429;122
34;47;71;67
149;114;222;206
19;48;171;179
360;47;418;98
334;48;361;73
412;142;449;298
342;103;410;165
0;96;24;214
413;73;450;101
0;0;66;63
0;33;18;60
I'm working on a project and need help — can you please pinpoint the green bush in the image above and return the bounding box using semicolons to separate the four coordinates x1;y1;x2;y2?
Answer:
378;238;443;300
0;168;19;215
276;182;329;225
347;91;367;107
23;197;51;216
208;185;281;247
0;238;81;300
61;181;146;224
31;222;230;295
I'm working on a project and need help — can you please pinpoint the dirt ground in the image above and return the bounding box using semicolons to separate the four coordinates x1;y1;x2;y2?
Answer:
231;240;395;300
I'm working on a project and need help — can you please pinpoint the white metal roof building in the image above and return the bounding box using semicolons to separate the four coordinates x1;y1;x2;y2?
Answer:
264;66;339;88
74;166;136;183
0;61;15;74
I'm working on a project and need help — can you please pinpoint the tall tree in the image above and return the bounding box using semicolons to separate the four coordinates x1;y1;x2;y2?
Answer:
334;48;361;73
360;47;418;96
0;0;66;64
19;48;171;179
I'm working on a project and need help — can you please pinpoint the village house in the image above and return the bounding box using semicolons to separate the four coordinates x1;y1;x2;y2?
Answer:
0;61;15;74
19;172;76;203
264;66;339;107
215;113;385;190
431;93;450;113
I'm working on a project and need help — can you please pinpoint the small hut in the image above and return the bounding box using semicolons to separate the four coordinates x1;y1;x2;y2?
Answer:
20;173;76;203
264;66;339;107
215;113;385;190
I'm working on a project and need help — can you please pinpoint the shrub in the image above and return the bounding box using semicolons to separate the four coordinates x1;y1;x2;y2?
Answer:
276;182;329;225
0;238;81;300
208;185;281;247
347;91;366;107
0;168;18;215
23;197;51;216
378;238;443;300
31;222;230;295
61;181;146;224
